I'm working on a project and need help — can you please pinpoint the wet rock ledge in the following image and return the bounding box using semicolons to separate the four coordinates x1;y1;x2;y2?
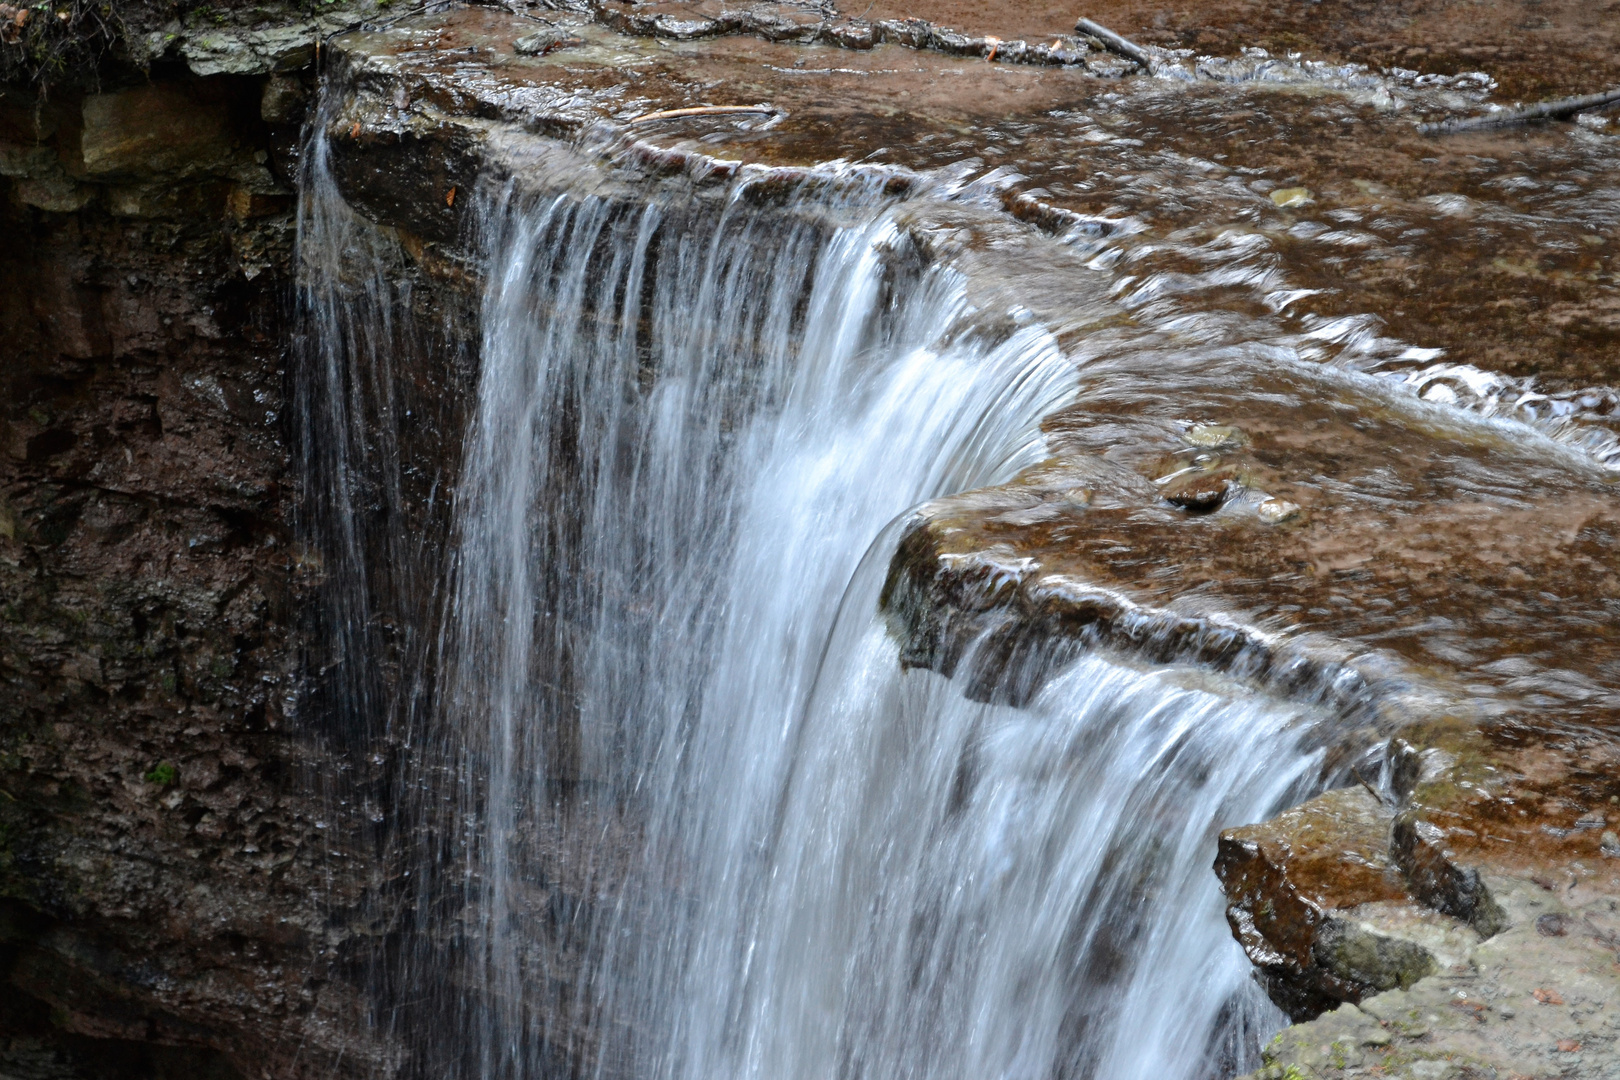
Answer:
885;413;1620;1077
884;430;1620;1079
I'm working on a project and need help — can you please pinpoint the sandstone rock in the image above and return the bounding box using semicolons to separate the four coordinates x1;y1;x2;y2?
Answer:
260;75;307;125
822;19;878;49
1215;786;1417;1018
1084;52;1139;78
13;173;94;212
1161;465;1242;512
75;84;235;179
1391;811;1508;937
1257;496;1302;524
1312;917;1436;994
514;28;585;54
0;141;54;179
0;56;403;1078
104;182;220;219
1242;875;1620;1079
180;25;318;77
876;18;931;48
649;15;718;40
1186;423;1246;448
739;6;822;42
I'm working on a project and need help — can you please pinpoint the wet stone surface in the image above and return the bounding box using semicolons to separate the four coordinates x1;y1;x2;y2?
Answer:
1244;874;1620;1080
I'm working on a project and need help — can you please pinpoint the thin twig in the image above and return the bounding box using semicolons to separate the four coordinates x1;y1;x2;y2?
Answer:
1352;766;1387;806
628;104;779;125
323;0;458;45
1074;17;1153;71
1420;85;1620;135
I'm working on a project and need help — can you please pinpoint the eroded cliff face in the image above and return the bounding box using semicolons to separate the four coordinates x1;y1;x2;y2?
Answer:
2;0;1619;1078
0;54;379;1080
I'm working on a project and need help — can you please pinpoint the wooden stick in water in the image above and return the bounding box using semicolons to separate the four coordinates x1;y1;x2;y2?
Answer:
1351;766;1387;807
629;104;779;125
1420;85;1620;135
1074;17;1153;71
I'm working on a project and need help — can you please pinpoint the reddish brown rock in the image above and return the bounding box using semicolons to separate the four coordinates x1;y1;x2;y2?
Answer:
72;83;238;178
1215;786;1434;1018
1160;466;1243;514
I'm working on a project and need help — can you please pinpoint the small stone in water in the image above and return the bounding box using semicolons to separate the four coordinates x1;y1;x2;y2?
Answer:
1601;829;1620;856
1185;423;1245;448
1536;912;1570;937
515;29;582;56
1258;497;1301;524
1270;187;1313;207
1162;470;1235;513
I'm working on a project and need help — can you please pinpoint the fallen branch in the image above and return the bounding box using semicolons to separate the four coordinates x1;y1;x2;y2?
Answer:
1351;766;1388;807
628;104;780;125
1420;85;1620;135
1074;17;1153;71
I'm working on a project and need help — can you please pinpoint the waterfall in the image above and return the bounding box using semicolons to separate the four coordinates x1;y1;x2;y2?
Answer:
298;99;1327;1080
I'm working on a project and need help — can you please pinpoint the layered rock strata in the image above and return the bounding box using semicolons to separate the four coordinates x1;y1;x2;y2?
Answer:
0;65;370;1079
1;43;474;1080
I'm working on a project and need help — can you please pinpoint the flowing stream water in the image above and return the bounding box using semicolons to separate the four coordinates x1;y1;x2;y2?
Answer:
298;87;1341;1080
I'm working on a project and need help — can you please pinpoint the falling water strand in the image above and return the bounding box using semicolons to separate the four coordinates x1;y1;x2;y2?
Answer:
403;147;1331;1080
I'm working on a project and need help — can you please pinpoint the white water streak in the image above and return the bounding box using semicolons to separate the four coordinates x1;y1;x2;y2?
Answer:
427;159;1312;1080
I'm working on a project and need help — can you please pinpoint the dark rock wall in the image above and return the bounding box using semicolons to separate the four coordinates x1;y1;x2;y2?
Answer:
0;69;386;1079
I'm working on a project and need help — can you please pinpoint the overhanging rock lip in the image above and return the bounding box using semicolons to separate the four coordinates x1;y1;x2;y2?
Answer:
880;500;1444;733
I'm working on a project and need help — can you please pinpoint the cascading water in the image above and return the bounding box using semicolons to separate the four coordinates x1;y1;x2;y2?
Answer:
298;94;1333;1080
436;153;1333;1077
